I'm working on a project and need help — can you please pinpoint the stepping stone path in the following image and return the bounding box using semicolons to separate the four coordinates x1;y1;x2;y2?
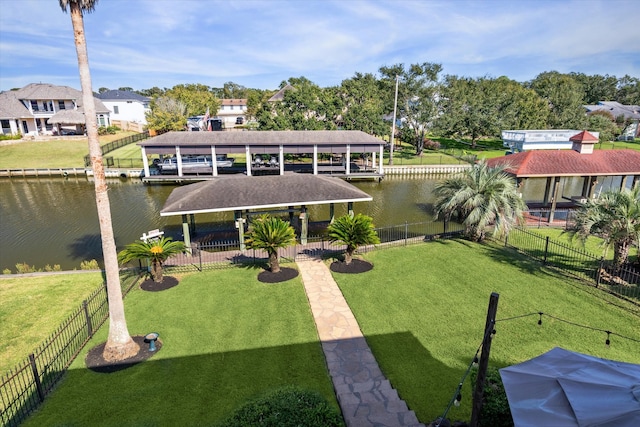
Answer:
297;258;425;427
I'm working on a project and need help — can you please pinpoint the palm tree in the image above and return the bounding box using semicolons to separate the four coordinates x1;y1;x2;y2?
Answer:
327;214;380;265
433;161;526;242
118;237;187;283
59;0;139;362
569;186;640;267
245;214;296;273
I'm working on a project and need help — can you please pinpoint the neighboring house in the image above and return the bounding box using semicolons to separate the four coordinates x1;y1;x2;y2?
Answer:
502;129;600;153
216;98;247;127
584;101;640;141
0;83;111;136
584;101;640;121
267;84;295;102
96;90;150;124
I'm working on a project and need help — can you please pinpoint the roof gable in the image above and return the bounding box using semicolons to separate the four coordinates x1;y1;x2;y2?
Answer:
96;90;150;102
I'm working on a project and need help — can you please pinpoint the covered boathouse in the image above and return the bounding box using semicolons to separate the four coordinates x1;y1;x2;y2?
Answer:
159;174;373;250
487;131;640;222
138;130;387;181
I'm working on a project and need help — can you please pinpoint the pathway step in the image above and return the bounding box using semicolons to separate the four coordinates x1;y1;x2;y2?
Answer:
297;258;424;427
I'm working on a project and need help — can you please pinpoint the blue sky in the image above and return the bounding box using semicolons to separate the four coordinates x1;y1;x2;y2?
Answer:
0;0;638;93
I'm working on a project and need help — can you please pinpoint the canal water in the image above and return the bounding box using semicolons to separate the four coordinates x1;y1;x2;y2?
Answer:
0;175;441;271
0;173;626;272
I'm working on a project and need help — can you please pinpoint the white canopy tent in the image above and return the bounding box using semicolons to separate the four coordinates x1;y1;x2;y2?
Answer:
500;347;640;427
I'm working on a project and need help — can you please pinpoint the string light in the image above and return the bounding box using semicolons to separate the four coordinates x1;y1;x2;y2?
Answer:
538;312;543;325
454;387;462;407
606;331;611;348
472;356;479;367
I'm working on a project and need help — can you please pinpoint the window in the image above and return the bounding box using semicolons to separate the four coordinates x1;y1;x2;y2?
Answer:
30;100;39;111
98;115;106;126
113;106;119;114
58;100;66;110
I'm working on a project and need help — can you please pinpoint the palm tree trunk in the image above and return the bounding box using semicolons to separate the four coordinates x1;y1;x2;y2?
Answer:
344;249;353;265
152;260;163;283
69;2;138;362
269;252;280;273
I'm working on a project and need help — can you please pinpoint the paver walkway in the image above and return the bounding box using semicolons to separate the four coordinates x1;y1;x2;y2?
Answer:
297;257;425;427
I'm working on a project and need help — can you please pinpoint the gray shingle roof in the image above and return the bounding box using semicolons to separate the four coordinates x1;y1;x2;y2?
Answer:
140;130;386;147
10;83;110;113
96;90;150;102
0;91;32;119
584;101;640;120
160;174;372;216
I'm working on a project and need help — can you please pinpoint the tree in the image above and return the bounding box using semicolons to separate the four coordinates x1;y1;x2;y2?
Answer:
245;214;297;273
338;72;387;135
327;214;380;265
570;72;618;104
529;71;586;129
223;81;247;99
568;186;640;267
145;96;187;132
98;86;109;93
587;113;619;143
118;237;187;283
379;63;442;155
616;75;640;105
433;161;526;242
59;0;139;362
165;83;220;117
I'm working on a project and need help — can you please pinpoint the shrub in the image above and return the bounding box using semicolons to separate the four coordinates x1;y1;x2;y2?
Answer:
80;259;100;270
2;268;12;275
97;125;119;135
15;263;38;274
0;133;22;141
424;139;441;150
44;264;62;272
216;386;343;427
470;367;513;427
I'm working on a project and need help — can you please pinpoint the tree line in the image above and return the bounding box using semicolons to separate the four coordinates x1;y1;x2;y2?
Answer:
102;66;639;153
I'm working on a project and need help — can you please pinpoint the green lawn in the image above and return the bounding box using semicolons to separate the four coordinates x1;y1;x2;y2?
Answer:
331;240;640;423
22;268;338;427
0;131;139;169
16;240;640;426
0;272;104;373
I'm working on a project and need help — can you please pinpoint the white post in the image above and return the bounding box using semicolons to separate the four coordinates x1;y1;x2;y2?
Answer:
141;146;150;178
211;145;218;177
279;145;284;175
245;146;252;176
379;145;384;174
176;146;183;177
313;145;318;175
346;144;351;175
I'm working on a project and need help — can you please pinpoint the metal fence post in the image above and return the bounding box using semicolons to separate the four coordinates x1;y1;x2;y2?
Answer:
596;257;605;288
404;221;408;246
83;300;93;337
543;236;550;265
29;354;45;403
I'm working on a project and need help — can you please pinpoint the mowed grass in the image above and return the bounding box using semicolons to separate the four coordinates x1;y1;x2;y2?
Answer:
331;240;640;423
0;272;104;373
22;267;338;427
0;131;139;169
11;240;640;426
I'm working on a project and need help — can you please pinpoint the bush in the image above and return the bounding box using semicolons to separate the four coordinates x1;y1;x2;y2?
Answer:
44;264;62;272
2;268;12;275
216;386;343;427
97;125;119;135
80;259;100;270
470;367;513;427
15;263;39;274
424;139;441;150
0;133;22;141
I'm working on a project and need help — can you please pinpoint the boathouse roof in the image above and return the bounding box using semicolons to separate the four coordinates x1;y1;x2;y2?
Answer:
160;174;373;216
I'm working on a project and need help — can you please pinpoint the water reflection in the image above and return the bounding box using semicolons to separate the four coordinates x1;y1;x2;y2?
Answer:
0;172;632;271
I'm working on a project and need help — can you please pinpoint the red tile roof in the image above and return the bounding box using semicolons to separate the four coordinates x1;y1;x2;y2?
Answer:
569;130;598;143
486;149;640;178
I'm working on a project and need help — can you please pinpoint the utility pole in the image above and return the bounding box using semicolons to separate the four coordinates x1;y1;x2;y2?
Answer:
470;292;499;427
389;74;399;166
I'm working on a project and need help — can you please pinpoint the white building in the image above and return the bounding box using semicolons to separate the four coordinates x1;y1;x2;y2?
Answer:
217;99;247;127
96;90;150;125
0;83;110;136
502;130;600;153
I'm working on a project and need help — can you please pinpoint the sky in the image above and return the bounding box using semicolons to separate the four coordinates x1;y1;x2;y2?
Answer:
0;0;639;93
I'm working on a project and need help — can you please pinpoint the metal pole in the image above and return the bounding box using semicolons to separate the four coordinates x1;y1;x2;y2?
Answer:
470;292;499;427
389;74;399;166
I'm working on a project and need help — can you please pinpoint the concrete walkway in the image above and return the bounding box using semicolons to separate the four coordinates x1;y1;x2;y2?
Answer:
297;258;425;427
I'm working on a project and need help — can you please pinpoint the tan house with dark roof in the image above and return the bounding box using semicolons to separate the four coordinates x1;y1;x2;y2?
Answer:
0;83;110;136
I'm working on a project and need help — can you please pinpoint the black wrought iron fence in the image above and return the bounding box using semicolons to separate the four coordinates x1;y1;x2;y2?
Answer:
0;273;140;427
502;227;640;303
84;131;149;167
